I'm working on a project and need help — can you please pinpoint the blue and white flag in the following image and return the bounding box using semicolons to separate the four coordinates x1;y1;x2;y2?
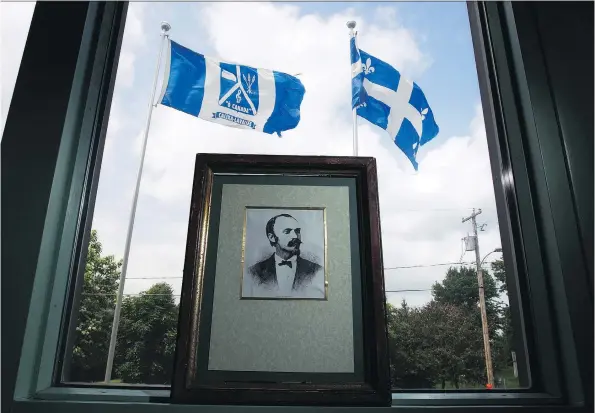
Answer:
350;33;439;170
160;40;305;136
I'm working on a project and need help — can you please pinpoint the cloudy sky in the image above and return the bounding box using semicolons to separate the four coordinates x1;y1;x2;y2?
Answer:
1;1;36;136
2;1;505;308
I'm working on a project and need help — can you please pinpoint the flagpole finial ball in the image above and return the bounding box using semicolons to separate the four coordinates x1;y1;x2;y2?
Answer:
347;21;356;29
160;21;171;33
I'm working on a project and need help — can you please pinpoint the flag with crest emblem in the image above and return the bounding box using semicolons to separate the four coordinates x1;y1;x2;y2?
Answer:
160;40;305;137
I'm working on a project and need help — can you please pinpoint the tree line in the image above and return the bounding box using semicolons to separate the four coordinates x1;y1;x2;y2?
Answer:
69;231;516;387
69;230;178;384
388;262;516;389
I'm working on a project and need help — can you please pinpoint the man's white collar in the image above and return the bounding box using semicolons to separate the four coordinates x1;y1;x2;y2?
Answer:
274;253;297;264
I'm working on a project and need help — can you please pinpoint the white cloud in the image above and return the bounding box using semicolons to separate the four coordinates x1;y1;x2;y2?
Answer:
123;2;146;49
113;2;146;89
90;3;504;311
114;51;136;89
140;2;431;204
364;104;503;307
0;1;35;137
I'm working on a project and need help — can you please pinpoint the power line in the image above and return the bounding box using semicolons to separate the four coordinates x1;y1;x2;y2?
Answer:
384;261;476;270
81;292;181;297
384;260;498;270
126;276;183;280
387;208;485;212
85;290;435;297
459;238;466;263
114;261;499;281
385;289;432;293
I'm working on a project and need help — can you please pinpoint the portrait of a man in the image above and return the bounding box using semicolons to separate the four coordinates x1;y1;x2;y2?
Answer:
241;208;326;299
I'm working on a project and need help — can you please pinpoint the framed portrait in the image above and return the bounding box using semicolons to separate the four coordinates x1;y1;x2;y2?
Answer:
172;154;390;406
241;207;327;300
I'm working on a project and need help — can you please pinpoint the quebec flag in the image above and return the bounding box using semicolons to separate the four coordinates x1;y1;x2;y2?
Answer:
351;34;439;170
160;40;305;136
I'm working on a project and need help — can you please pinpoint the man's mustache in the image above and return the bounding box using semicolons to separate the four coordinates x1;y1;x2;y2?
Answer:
288;239;302;247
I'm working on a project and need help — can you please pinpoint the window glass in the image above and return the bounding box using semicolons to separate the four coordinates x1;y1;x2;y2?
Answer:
1;1;36;138
64;1;527;390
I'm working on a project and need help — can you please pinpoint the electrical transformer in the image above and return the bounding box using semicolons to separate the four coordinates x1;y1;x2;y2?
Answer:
464;235;476;251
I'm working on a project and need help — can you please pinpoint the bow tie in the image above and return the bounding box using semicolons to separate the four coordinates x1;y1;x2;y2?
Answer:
278;260;293;268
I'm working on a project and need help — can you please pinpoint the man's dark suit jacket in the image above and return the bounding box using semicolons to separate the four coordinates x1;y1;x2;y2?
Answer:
248;254;322;290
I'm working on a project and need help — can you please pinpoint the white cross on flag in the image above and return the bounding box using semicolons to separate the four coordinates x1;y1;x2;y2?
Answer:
351;33;439;170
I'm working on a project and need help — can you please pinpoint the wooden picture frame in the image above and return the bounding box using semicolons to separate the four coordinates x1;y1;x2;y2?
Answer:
171;154;390;406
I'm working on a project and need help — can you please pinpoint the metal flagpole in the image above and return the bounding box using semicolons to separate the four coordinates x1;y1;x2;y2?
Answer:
347;20;359;156
104;21;171;383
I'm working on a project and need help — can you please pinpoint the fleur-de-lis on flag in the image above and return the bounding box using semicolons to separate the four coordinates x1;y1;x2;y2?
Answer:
363;57;375;75
421;108;429;121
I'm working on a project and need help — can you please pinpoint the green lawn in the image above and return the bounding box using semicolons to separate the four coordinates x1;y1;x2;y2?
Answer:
497;366;519;389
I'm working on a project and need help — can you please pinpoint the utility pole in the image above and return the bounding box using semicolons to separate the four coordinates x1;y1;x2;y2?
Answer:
462;208;494;388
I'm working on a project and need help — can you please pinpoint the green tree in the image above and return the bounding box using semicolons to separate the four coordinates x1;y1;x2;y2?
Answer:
70;230;121;382
421;301;486;388
432;263;519;386
387;300;485;389
114;282;179;384
432;266;504;336
491;306;513;374
490;259;508;294
489;259;515;378
431;266;508;384
386;301;436;389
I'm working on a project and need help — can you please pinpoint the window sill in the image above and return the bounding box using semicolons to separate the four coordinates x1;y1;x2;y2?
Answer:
10;387;584;413
33;386;170;403
392;391;561;406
